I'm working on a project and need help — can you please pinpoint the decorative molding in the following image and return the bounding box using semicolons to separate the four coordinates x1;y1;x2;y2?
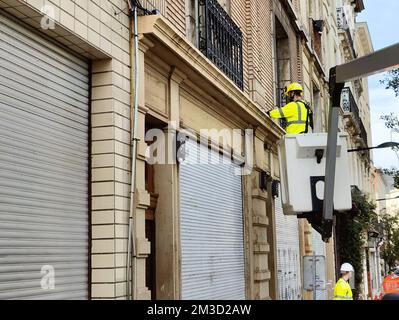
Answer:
138;34;155;53
169;66;187;84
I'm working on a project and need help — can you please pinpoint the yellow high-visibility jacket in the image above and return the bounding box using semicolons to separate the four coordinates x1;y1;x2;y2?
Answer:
333;278;353;300
269;101;310;134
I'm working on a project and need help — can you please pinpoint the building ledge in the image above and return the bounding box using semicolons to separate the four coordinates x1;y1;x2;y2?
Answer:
138;15;285;140
343;115;369;153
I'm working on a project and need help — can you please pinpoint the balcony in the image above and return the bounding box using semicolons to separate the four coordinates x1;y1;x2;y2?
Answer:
341;87;369;151
336;7;357;59
198;0;244;90
136;0;166;16
136;0;244;90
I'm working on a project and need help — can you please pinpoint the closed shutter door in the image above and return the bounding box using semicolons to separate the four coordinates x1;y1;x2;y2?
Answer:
275;185;302;300
311;230;327;300
180;139;245;300
0;14;89;300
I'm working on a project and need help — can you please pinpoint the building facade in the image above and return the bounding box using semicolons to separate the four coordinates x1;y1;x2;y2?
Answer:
137;0;285;301
0;0;285;300
0;0;375;300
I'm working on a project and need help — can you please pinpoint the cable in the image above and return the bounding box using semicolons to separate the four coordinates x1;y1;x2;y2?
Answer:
113;2;128;16
126;0;140;301
132;0;155;15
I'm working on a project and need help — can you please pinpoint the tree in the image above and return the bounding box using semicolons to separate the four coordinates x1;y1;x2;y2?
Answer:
380;69;399;187
382;167;399;189
380;113;399;188
375;71;399;269
380;212;399;270
381;69;399;97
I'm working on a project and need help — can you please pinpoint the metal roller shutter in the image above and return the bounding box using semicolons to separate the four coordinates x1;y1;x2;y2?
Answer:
180;138;245;300
0;14;89;300
311;230;327;300
275;185;302;300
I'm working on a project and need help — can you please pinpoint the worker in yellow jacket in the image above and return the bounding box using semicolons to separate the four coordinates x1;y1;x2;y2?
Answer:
334;263;354;300
266;82;313;134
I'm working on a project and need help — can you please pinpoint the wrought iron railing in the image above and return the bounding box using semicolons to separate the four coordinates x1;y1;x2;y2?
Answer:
135;0;166;16
198;0;244;90
342;87;369;148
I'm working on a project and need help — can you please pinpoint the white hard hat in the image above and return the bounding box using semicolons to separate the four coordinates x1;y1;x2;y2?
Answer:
340;263;354;272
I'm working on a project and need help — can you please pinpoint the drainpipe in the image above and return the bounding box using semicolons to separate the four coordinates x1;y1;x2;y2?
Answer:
127;0;140;301
194;0;200;48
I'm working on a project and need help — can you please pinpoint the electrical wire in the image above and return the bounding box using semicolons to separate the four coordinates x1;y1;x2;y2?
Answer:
126;0;140;301
132;0;154;15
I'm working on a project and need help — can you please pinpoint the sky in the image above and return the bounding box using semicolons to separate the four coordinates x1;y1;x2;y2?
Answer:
357;0;399;170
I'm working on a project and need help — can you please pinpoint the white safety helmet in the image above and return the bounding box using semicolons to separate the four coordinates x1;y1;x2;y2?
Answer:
340;263;354;273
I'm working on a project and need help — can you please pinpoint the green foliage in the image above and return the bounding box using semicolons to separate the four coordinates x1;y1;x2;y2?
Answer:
380;212;399;270
380;112;399;188
380;69;399;97
380;76;399;188
381;113;399;133
382;168;399;189
336;188;378;299
376;72;399;269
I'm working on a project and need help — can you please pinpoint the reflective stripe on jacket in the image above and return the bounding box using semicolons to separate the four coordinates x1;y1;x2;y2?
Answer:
333;278;353;300
269;101;309;134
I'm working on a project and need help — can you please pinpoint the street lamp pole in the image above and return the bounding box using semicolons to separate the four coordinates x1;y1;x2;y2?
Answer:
348;142;399;153
375;196;399;202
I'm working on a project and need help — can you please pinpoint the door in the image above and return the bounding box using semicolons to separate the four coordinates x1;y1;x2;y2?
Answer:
179;138;245;300
275;185;302;300
0;14;89;299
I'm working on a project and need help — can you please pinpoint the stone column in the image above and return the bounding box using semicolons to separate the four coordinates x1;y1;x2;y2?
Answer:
154;67;186;299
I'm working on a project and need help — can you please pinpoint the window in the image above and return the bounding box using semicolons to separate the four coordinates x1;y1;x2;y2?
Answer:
275;18;291;108
312;19;324;62
186;0;232;47
186;0;244;90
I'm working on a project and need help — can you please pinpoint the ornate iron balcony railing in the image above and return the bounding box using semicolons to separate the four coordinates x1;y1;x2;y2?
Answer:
198;0;244;90
342;87;368;148
135;0;166;16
